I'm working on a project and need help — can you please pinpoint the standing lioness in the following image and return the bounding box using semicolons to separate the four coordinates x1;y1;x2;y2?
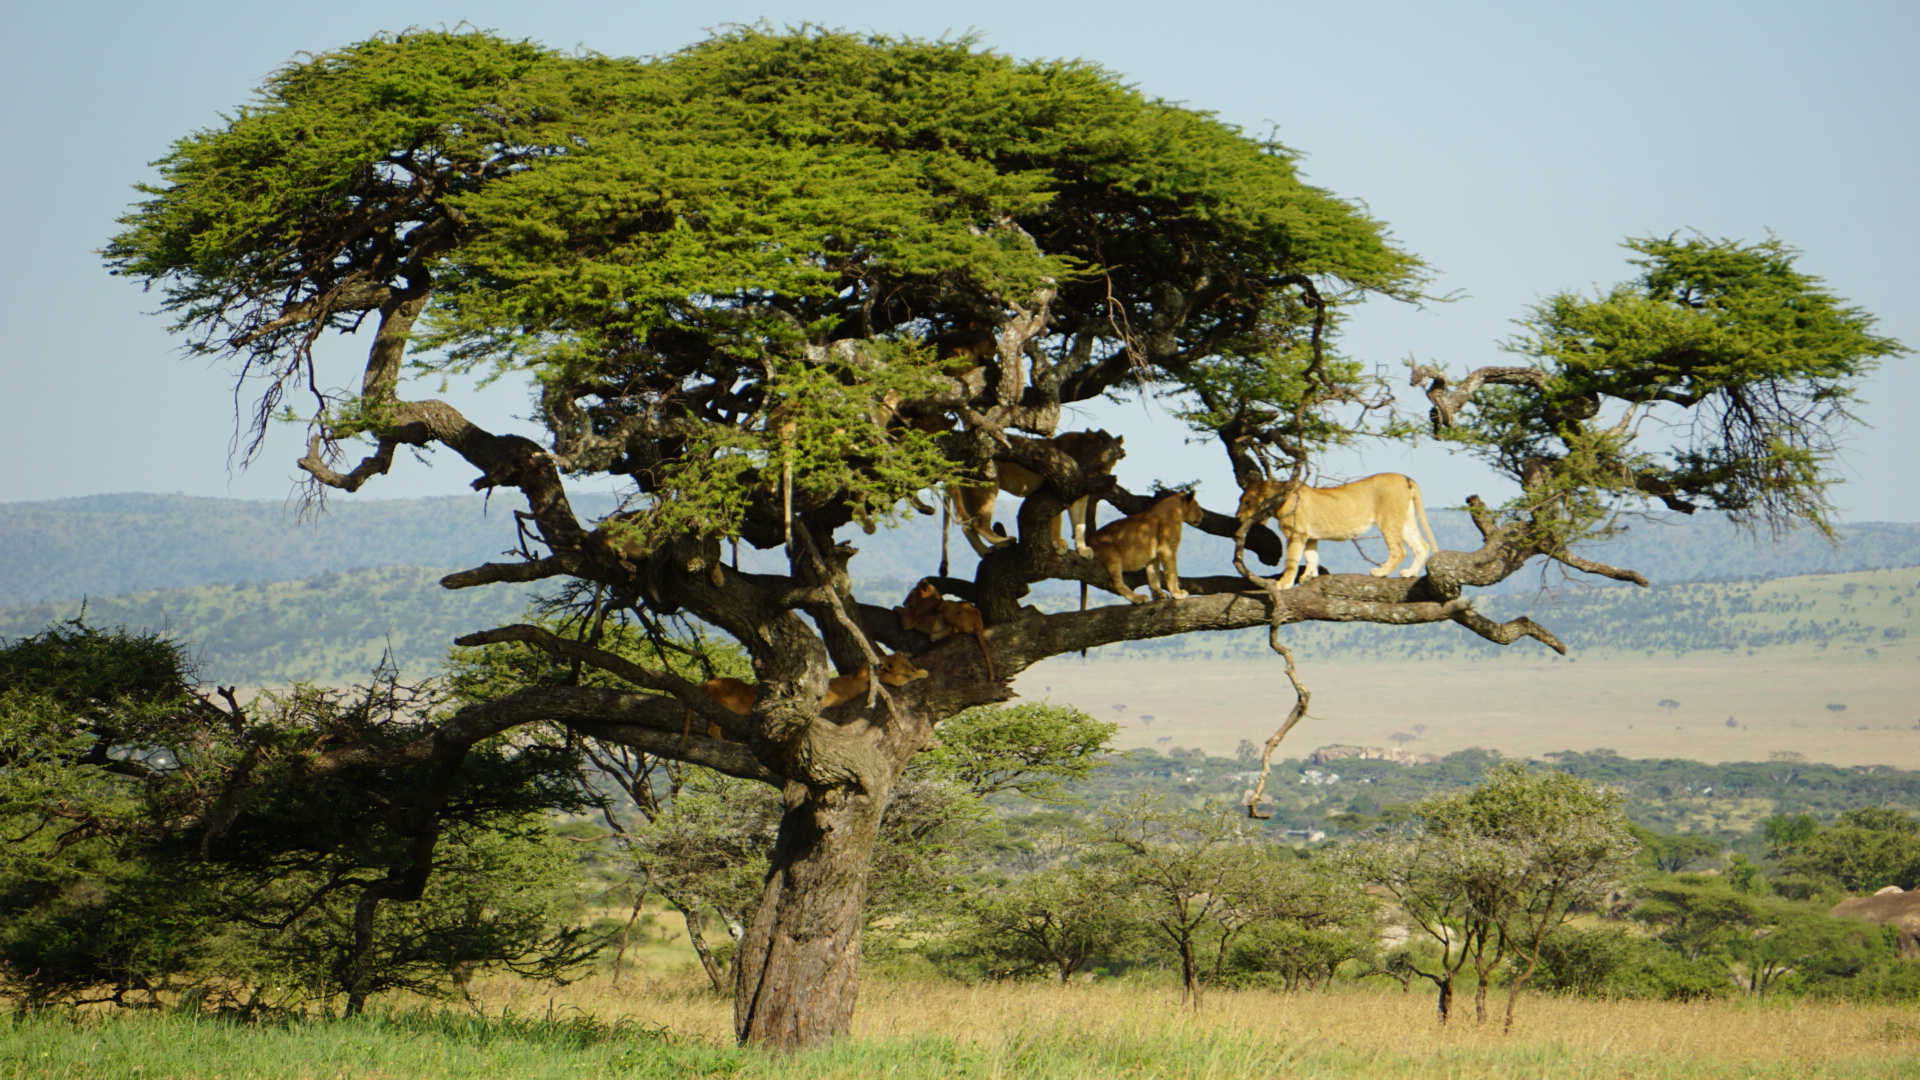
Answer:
1086;490;1204;603
1236;473;1438;589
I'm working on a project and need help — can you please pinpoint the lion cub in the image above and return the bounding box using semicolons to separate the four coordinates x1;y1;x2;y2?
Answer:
1085;490;1204;603
1235;473;1438;589
895;580;994;680
821;652;930;708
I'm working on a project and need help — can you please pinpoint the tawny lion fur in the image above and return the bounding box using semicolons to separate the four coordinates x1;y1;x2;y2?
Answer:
1085;490;1204;604
679;676;754;746
1235;473;1439;589
895;580;995;680
950;430;1125;558
821;652;930;708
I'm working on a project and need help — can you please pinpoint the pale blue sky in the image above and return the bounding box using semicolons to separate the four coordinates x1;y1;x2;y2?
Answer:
3;1;1914;521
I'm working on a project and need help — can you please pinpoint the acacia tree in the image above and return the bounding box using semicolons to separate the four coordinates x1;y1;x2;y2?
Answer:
1344;764;1637;1029
107;27;1900;1049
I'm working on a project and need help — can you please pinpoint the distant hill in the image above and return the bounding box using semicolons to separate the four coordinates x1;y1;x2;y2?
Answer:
3;492;1917;607
0;492;615;606
0;567;539;686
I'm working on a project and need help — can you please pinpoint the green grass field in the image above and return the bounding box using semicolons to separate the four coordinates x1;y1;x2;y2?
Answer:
8;977;1920;1080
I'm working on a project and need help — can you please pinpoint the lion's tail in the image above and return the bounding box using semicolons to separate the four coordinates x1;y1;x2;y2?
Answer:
973;627;995;682
1408;477;1439;556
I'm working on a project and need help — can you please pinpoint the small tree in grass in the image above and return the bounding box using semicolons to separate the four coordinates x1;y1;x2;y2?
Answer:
952;863;1141;982
1092;798;1288;1007
1342;763;1637;1029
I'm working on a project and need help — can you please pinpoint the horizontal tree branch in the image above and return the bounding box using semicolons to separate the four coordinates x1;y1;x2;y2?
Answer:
441;553;586;590
453;624;748;739
1448;607;1568;654
304;685;779;784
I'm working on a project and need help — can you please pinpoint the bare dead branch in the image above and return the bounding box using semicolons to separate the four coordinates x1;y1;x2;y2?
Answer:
441;553;586;590
1410;363;1549;435
1244;633;1311;820
1448;605;1569;655
1547;549;1651;588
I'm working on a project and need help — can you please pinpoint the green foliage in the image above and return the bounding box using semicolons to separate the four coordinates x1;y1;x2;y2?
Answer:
1627;822;1721;873
1342;763;1640;1022
1533;925;1730;1002
915;704;1117;802
1627;872;1897;998
106;26;1422;542
1631;874;1767;961
0;623;598;1011
1447;234;1906;536
944;862;1142;982
1729;903;1893;998
1092;798;1326;1003
1218;863;1377;992
624;768;780;936
1767;807;1920;893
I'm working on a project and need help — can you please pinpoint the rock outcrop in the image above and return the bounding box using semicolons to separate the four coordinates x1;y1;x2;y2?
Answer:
1831;888;1920;958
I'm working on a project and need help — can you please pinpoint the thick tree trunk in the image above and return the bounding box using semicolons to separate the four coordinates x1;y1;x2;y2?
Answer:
1435;974;1454;1023
733;781;889;1050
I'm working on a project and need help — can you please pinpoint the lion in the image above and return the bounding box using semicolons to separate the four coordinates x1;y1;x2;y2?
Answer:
950;430;1125;558
1235;473;1438;589
702;677;755;717
678;676;755;746
1085;490;1204;604
895;580;994;680
821;652;930;708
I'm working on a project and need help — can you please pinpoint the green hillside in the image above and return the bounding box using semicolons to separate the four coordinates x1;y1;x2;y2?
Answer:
0;567;539;686
0;492;618;606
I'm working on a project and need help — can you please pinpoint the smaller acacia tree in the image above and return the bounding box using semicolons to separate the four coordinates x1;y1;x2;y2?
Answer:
1343;763;1637;1029
1093;798;1275;1006
0;622;595;1014
953;862;1142;983
1222;861;1377;992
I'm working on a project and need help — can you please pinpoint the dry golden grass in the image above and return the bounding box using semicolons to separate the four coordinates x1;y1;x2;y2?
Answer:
457;958;1920;1079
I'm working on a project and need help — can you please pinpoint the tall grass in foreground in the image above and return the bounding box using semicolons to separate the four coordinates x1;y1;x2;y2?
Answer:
6;976;1920;1080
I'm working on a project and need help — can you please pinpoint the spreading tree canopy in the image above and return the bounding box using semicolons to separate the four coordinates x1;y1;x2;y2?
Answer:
106;26;1901;1048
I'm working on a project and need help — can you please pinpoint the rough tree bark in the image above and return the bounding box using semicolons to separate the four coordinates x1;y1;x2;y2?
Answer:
733;781;891;1045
